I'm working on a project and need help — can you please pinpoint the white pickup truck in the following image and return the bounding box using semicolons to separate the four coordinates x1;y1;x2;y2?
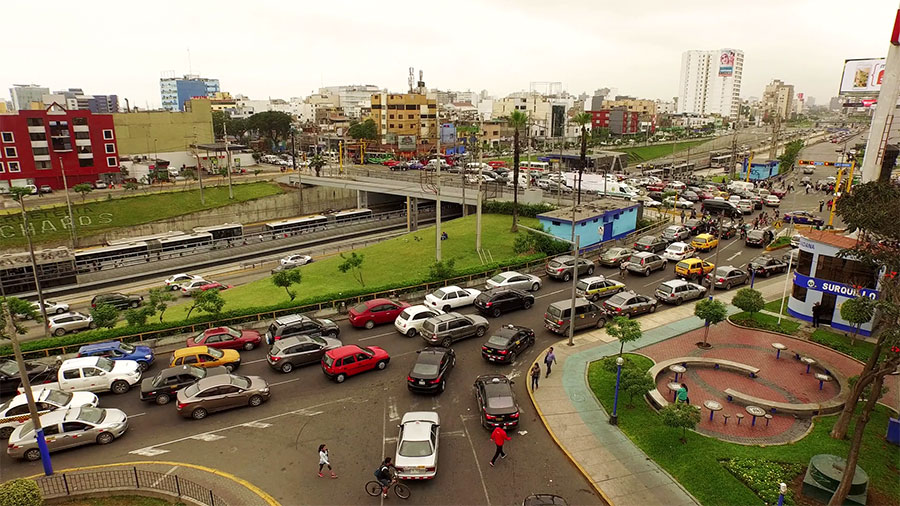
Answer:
20;357;142;395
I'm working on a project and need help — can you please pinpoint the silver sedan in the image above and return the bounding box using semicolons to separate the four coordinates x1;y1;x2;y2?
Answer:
485;271;542;292
7;406;128;461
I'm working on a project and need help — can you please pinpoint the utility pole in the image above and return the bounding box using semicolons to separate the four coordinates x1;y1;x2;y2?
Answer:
861;4;900;182
59;158;77;248
15;195;49;339
435;115;442;262
459;127;466;216
291;128;297;172
223;122;234;199
476;121;483;251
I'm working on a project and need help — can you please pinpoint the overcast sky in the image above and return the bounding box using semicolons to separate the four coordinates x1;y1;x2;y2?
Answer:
4;0;897;108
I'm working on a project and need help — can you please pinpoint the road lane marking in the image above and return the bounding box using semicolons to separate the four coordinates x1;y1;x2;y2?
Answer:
128;412;147;418
242;422;272;428
129;447;169;456
245;358;268;365
459;414;492;506
150;465;179;488
387;397;399;421
190;434;225;442
269;377;304;387
727;252;741;261
359;331;398;342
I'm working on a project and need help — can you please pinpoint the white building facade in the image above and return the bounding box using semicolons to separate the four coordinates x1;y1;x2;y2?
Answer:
677;49;743;119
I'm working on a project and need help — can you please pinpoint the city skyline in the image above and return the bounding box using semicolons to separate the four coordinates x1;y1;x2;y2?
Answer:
3;0;897;109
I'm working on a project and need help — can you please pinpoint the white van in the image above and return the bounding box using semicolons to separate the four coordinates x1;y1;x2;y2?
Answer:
728;181;754;193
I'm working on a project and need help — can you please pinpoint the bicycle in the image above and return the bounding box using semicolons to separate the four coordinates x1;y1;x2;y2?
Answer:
365;478;410;500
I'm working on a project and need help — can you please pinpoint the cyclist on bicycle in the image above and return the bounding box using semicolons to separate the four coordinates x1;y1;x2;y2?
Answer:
375;457;396;498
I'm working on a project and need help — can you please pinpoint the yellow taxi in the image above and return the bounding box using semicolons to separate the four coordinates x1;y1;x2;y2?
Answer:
674;258;715;280
169;346;241;372
691;233;719;252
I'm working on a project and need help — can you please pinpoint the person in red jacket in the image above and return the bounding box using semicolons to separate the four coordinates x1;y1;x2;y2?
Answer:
489;426;511;467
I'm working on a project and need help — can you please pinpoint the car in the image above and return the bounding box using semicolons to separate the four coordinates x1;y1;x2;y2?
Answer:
728;195;742;204
169;346;241;372
139;365;227;405
26;300;70;316
544;298;608;334
266;334;342;373
176;374;270;420
394;305;443;338
681;190;699;202
655;279;706;305
663;196;694;209
48;312;95;336
394;411;440;480
701;199;742;219
7;406;128;461
737;200;754;214
264;314;340;345
663;242;696;262
77;341;154;371
546;255;595;281
783;211;824;226
748;195;764;210
764;195;781;207
748;255;789;277
348;298;411;329
745;229;768;247
420;312;489;347
164;273;202;290
91;293;142;310
783;248;799;266
790;234;805;248
321;345;390;383
602;291;658;317
195;281;232;293
474;288;534;317
575;276;625;301
93;181;108;189
598;247;634;267
632;235;668;253
280;254;313;267
770;188;787;198
179;279;213;296
691;233;719;252
682;218;707;235
407;348;455;393
718;220;739;239
474;375;519;429
0;360;57;397
38;185;52;194
803;167;815;174
485;271;542;292
661;225;691;243
624;252;667;277
187;326;262;351
631;195;661;207
698;190;715;201
481;325;534;364
424;286;481;312
706;266;749;290
0;389;99;439
675;257;715;281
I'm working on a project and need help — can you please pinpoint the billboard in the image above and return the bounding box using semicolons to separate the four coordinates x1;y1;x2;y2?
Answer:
839;58;886;94
398;135;417;151
718;50;736;77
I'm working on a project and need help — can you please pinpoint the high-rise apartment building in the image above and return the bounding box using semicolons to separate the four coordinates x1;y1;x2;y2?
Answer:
160;75;220;111
369;92;437;151
760;80;795;122
319;85;381;119
41;88;119;113
9;84;50;111
677;49;744;119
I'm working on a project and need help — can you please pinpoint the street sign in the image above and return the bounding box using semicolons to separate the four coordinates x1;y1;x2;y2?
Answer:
798;160;851;167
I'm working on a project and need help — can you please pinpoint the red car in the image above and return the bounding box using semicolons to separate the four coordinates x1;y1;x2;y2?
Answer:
487;161;507;168
646;183;665;192
322;345;390;383
384;160;401;167
347;298;410;329
698;191;715;201
770;188;787;198
199;281;232;292
186;326;262;351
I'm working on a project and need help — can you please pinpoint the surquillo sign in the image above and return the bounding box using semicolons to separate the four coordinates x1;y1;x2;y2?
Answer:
794;272;879;300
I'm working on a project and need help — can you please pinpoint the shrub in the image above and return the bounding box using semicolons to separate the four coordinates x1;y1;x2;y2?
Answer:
732;288;765;316
124;307;153;327
90;303;119;329
721;458;803;506
428;259;456;280
483;201;556;218
659;402;700;442
0;478;42;506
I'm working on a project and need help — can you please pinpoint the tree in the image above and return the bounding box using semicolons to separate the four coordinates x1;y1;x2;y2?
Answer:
573;112;592;204
778;139;804;173
507;111;528;232
73;183;93;203
839;296;876;346
428;259;456;280
247;111;292;152
184;289;226;320
0;296;40;340
123;182;139;192
147;287;176;323
212;110;228;138
732;288;764;317
272;268;303;301
659;402;700;443
693;298;728;347
337;252;365;287
606;316;642;356
123;307;152;327
348;119;378;140
90;303;119;330
620;368;655;407
309;154;326;177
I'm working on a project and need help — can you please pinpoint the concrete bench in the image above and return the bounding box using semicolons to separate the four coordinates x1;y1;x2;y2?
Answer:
648;389;670;409
648;357;761;381
724;388;847;416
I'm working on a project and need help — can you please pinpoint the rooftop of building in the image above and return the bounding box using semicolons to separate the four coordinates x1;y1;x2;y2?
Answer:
538;201;636;222
802;229;860;251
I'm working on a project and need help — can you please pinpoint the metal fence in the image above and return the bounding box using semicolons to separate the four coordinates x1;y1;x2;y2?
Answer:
34;467;227;506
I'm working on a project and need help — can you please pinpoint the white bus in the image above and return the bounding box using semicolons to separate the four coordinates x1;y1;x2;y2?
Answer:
520;161;549;171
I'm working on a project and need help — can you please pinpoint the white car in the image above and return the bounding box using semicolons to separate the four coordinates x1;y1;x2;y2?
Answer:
394;411;440;480
48;312;94;336
0;389;99;440
790;234;805;248
737;200;754;214
424;286;481;311
20;301;69;319
280;254;313;267
764;195;781;207
179;279;211;296
93;181;108;189
728;195;742;204
485;271;542;292
394;305;443;337
663;242;696;262
663;196;693;209
165;273;202;290
631;195;661;208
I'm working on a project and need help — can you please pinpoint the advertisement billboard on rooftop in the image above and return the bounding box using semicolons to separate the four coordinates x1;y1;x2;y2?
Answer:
718;50;736;77
839;58;886;94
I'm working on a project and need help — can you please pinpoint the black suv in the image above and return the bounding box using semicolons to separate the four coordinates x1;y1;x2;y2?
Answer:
474;288;534;318
474;374;519;430
91;293;143;310
407;347;456;394
139;365;227;405
481;325;535;364
0;359;57;397
265;314;340;345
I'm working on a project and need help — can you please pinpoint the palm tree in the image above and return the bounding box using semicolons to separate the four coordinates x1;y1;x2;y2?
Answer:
508;110;528;232
573;112;592;205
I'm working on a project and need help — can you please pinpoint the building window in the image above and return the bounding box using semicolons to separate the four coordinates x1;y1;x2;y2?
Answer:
389;115;394;119
105;143;115;154
74;131;90;140
32;147;49;156
797;250;813;276
103;129;114;139
35;160;51;169
0;162;3;172
4;147;16;158
29;132;46;141
552;221;561;226
792;284;807;302
408;115;414;119
7;161;20;172
79;158;93;168
26;118;43;127
815;255;878;289
73;117;88;126
1;132;13;143
107;156;117;167
389;124;394;129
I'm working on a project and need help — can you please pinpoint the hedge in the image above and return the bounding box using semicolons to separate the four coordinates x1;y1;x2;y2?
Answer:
721;458;803;506
0;479;42;506
482;201;556;218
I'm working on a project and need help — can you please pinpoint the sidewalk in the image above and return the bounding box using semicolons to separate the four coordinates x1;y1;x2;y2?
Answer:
530;278;786;506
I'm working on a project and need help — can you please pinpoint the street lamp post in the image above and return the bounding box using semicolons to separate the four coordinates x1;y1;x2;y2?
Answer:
777;482;787;506
59;158;77;248
610;356;624;425
15;195;50;338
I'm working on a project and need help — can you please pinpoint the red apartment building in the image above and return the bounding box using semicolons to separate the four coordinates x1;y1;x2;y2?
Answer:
589;109;640;135
0;104;119;191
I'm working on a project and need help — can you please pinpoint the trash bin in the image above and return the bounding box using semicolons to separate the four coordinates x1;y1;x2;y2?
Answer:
887;417;900;446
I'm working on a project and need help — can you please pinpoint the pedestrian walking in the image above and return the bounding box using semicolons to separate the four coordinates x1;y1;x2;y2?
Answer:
544;348;557;377
812;302;822;328
819;200;825;212
530;363;541;391
619;259;628;279
680;209;686;224
317;444;337;478
690;208;697;219
805;184;811;194
489;426;511;467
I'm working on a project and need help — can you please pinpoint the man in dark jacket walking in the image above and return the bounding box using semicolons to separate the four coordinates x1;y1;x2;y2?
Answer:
489;426;511;467
812;302;822;328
